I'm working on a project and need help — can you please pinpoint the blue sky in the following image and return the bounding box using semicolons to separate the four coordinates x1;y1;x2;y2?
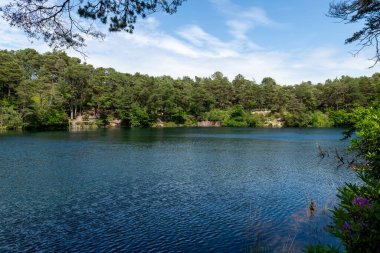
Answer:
0;0;378;84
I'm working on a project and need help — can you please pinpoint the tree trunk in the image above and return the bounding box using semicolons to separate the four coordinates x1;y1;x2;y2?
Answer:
69;100;74;120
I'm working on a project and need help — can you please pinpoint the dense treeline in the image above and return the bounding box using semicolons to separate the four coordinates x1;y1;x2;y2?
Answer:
0;48;379;129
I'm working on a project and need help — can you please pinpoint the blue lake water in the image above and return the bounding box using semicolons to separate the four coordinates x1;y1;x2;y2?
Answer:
0;128;358;252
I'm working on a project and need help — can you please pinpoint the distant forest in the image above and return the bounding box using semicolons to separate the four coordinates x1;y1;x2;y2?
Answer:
0;48;379;129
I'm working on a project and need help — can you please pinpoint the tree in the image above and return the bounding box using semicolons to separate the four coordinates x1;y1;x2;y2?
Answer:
0;0;185;51
15;48;42;80
206;72;233;109
63;59;93;119
89;67;121;116
0;51;22;99
329;0;380;65
259;77;280;110
231;74;256;109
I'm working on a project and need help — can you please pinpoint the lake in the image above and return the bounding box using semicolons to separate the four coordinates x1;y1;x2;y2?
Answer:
0;128;357;252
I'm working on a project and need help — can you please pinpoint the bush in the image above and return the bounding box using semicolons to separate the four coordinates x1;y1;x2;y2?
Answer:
207;109;228;122
96;111;112;127
329;174;380;252
169;107;187;124
41;110;68;128
281;110;333;128
251;113;267;127
308;107;380;252
311;111;334;128
130;103;153;128
223;105;253;127
329;109;354;127
223;118;248;127
163;121;177;127
0;104;23;129
281;110;312;127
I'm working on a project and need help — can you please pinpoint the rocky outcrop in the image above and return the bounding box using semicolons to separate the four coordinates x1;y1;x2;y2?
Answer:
69;112;122;130
197;121;221;127
108;119;122;127
251;110;271;116
264;118;284;128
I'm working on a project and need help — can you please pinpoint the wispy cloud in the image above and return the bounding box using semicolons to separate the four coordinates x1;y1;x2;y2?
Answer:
0;18;49;52
209;0;279;41
0;5;376;84
81;17;375;84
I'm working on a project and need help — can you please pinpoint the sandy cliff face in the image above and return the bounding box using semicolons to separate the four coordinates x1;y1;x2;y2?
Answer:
197;121;221;127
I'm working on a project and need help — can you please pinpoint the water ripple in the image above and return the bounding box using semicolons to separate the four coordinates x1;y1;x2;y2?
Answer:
0;128;356;252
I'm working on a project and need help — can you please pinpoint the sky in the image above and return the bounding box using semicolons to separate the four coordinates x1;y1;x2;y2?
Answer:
0;0;379;84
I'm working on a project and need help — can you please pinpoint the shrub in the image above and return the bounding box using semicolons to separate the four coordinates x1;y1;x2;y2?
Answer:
207;109;228;122
308;107;380;252
311;111;334;128
130;103;153;128
0;104;23;129
329;174;380;252
169;108;187;124
223;105;253;127
96;111;112;127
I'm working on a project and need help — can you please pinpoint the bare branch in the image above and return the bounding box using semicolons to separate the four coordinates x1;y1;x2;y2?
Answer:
329;0;380;65
0;0;185;52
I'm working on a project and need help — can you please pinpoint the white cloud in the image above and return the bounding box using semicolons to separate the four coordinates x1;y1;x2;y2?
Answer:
226;20;251;40
209;0;279;41
83;23;375;84
0;8;377;84
242;7;274;26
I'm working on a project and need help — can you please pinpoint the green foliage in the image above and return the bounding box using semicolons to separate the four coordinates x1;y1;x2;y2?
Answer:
0;48;379;130
281;110;333;128
308;107;380;252
251;114;266;127
0;103;23;129
329;110;354;127
0;50;22;99
311;111;334;128
169;107;187;124
31;108;68;129
206;109;228;122
304;243;342;253
96;112;110;127
329;174;380;253
223;105;256;127
349;107;380;178
281;111;312;127
129;103;153;128
82;113;89;121
163;121;177;127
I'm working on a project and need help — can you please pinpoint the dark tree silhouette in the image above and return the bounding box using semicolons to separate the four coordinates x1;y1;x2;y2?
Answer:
0;0;185;51
329;0;380;65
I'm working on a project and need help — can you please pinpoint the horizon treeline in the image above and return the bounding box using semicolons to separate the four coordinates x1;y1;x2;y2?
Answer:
0;48;379;129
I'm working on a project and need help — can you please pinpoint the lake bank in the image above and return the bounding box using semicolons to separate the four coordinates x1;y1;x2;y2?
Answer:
66;108;337;130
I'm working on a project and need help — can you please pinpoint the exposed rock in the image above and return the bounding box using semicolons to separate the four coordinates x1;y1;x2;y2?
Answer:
197;121;221;127
69;112;121;129
264;118;284;128
251;110;271;116
108;119;122;127
155;118;164;128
